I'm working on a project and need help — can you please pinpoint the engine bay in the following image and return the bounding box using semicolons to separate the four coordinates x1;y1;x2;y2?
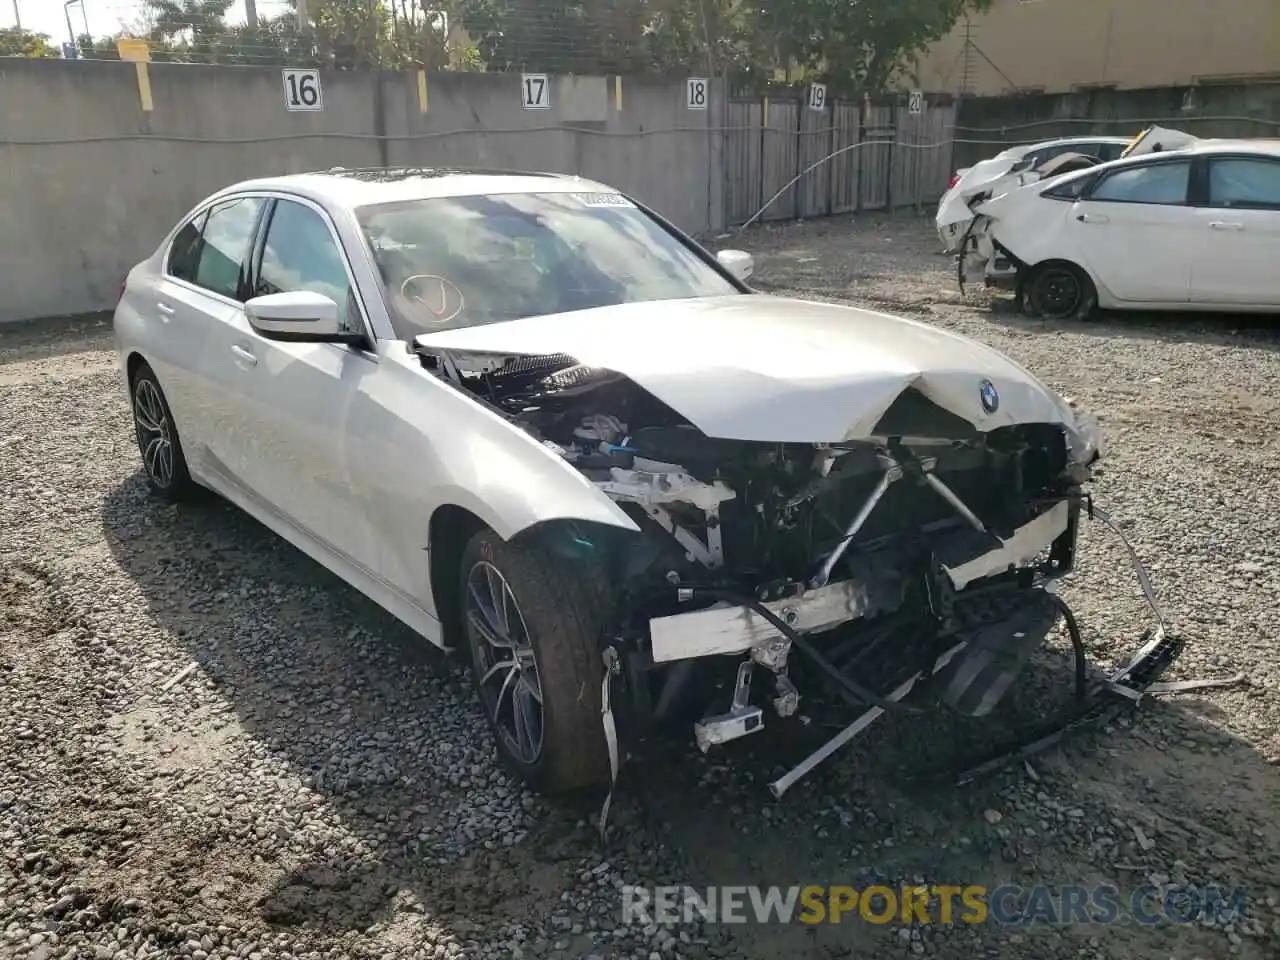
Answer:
411;343;1190;804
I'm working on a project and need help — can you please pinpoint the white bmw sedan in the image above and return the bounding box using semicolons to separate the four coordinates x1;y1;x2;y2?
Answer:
115;169;1110;796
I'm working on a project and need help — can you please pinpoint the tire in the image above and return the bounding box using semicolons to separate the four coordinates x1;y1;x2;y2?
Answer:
130;361;197;501
458;529;612;793
1024;262;1097;321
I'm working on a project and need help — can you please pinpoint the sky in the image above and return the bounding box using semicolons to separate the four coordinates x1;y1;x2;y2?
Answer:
6;1;294;43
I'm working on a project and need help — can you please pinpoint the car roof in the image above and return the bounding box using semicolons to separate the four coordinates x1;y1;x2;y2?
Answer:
216;167;620;209
1035;135;1133;147
1177;138;1280;157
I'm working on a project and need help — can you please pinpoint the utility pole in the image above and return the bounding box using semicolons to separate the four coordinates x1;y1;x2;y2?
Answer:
296;0;309;33
245;0;257;28
12;0;20;31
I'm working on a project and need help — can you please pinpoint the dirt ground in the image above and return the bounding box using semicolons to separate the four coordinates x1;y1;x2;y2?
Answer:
2;213;1278;960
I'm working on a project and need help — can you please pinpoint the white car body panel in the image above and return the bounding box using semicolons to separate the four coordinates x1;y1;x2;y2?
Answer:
937;136;1136;251
938;130;1197;253
967;138;1280;313
415;295;1082;444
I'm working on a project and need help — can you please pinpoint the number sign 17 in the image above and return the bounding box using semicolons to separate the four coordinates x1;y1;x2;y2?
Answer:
282;69;324;112
522;74;550;110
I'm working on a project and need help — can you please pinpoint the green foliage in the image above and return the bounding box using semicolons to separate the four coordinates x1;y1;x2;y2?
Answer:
0;27;61;58
11;0;987;89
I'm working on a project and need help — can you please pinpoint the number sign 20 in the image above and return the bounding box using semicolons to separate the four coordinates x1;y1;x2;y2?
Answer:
521;74;550;110
282;69;324;112
687;78;709;111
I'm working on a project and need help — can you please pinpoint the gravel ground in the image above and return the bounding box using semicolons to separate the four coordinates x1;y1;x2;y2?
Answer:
3;214;1279;960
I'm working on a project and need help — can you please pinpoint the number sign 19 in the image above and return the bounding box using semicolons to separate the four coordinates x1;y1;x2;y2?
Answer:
686;77;709;111
807;83;827;111
282;69;324;112
521;74;550;110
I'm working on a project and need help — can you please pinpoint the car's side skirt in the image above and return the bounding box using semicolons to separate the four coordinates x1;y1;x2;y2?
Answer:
192;454;449;651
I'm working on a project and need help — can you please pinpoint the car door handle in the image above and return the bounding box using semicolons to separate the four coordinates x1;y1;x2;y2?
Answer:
156;302;176;318
230;344;258;367
1076;213;1109;224
1209;221;1244;231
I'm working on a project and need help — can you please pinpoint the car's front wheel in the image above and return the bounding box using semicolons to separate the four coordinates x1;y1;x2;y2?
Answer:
130;361;196;500
458;529;612;793
1024;261;1097;321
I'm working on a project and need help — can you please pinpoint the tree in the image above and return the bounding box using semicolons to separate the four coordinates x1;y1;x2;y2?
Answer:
454;0;711;74
146;0;235;62
0;27;61;58
453;0;990;91
740;0;994;92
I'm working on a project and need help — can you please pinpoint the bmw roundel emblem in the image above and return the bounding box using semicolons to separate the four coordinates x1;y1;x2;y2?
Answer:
979;379;1000;414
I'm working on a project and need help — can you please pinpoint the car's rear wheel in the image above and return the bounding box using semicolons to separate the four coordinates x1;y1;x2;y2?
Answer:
130;361;196;500
459;529;612;793
1024;262;1097;321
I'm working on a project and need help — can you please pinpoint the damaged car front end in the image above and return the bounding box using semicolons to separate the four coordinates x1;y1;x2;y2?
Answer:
410;295;1159;800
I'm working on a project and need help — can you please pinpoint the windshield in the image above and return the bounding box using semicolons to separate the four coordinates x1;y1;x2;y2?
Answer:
357;191;740;338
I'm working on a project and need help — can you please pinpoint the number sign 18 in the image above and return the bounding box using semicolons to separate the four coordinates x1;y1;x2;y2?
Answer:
282;69;324;112
521;74;550;110
686;77;709;111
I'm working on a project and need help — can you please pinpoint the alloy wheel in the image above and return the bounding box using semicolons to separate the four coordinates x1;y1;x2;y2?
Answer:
133;378;174;489
464;560;545;764
1035;268;1083;319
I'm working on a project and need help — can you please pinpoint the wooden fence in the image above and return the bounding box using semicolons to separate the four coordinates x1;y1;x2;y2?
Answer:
723;95;957;225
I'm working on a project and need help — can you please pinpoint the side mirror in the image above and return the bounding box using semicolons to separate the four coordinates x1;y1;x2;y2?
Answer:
716;249;755;283
245;291;361;344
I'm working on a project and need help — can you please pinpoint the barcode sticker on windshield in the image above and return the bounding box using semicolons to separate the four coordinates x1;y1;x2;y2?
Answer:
572;192;635;208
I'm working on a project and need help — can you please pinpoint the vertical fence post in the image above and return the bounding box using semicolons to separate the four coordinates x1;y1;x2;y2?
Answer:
788;92;798;220
884;100;896;210
855;95;867;213
826;99;836;217
758;95;768;223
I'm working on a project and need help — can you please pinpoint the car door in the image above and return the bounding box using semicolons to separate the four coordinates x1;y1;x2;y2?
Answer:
1189;155;1280;306
1068;158;1196;303
183;195;271;484
233;196;384;574
144;209;216;453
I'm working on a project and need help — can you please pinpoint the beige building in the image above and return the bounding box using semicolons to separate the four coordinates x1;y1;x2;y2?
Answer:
913;0;1280;96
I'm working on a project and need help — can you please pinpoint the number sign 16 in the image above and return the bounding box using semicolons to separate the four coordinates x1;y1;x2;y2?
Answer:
282;69;324;112
687;77;709;110
521;74;550;110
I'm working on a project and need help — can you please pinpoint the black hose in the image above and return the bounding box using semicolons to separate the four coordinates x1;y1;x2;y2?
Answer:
1051;594;1088;702
684;586;927;715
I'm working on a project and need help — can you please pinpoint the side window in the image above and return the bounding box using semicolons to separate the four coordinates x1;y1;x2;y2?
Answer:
167;211;208;283
1042;172;1094;201
1208;158;1280;210
194;197;265;301
1088;161;1191;205
255;200;361;332
1095;142;1126;163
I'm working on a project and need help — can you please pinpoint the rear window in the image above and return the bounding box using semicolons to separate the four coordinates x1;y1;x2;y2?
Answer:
358;192;739;339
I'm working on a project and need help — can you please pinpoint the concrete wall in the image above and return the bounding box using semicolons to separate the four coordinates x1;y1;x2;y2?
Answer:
951;80;1280;170
914;0;1280;96
0;59;722;322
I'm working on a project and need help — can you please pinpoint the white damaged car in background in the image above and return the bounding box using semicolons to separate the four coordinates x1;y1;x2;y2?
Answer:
937;134;1135;251
957;134;1280;320
114;168;1182;816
